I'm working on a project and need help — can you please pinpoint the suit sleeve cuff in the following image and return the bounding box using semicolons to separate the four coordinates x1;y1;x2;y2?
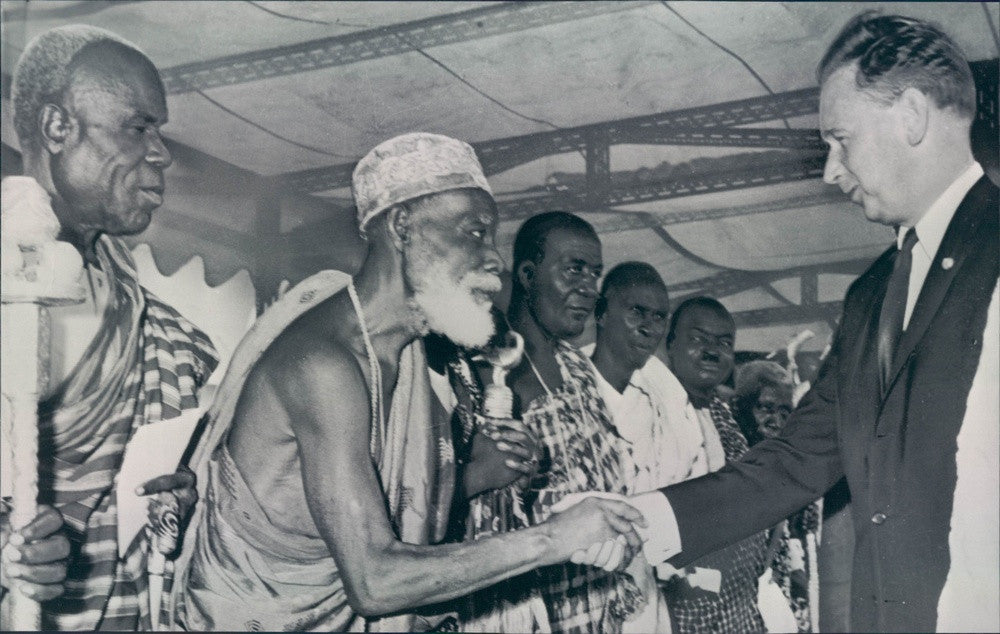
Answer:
629;490;682;565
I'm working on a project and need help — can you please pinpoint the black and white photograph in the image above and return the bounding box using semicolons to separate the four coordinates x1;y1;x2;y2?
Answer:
0;1;997;632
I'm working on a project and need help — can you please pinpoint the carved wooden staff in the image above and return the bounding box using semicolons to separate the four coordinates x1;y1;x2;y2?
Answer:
463;331;550;633
1;292;79;630
480;330;524;420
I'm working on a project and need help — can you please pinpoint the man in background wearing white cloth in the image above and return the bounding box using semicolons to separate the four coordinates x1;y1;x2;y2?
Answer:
587;264;707;493
581;12;999;633
3;26;217;630
173;133;646;632
583;262;705;633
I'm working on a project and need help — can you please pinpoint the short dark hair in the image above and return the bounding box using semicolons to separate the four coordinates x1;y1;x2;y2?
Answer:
666;296;731;346
595;261;668;320
511;211;599;294
818;11;976;119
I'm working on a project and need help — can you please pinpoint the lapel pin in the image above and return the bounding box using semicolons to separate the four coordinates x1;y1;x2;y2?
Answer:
941;257;954;270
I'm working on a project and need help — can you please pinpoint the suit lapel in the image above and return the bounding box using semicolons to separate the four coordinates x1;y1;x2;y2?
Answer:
885;176;995;393
842;249;894;420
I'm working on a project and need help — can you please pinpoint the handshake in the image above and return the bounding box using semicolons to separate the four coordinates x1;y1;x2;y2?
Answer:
545;490;679;572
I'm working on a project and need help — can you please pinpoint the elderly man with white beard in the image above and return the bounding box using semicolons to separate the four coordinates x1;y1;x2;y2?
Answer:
171;133;646;632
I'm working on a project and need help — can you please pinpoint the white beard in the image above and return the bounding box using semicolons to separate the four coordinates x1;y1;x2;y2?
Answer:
406;247;500;348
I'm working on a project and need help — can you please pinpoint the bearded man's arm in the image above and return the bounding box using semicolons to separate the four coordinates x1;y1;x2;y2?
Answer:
274;339;646;617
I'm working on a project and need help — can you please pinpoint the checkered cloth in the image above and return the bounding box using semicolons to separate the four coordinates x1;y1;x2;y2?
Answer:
524;342;643;634
665;397;770;634
37;235;216;630
443;349;550;632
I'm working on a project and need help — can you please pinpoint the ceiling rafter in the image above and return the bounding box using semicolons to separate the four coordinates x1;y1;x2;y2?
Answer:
670;257;871;298
578;191;846;234
159;1;655;94
494;152;827;221
613;126;823;149
730;300;842;328
279;87;822;192
761;283;797;306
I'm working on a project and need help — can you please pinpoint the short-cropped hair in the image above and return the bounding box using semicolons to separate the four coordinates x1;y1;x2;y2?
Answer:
818;11;976;119
666;296;731;346
511;211;599;293
12;25;141;150
596;261;668;320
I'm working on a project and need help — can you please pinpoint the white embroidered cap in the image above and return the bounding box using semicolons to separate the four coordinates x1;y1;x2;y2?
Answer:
351;132;492;235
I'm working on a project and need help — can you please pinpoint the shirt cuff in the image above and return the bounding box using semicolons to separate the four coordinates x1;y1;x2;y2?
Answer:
629;490;682;565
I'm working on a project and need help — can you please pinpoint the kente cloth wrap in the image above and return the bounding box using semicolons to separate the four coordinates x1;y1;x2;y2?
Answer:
168;270;456;632
524;341;643;634
444;353;550;633
352;132;492;234
35;235;217;631
666;397;770;634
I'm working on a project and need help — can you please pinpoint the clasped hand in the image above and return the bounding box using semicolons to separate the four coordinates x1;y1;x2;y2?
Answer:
463;415;542;498
546;494;647;572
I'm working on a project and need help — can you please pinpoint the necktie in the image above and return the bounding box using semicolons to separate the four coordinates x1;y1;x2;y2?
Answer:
877;228;918;392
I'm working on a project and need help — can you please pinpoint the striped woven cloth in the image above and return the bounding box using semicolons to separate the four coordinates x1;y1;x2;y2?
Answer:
524;342;643;634
37;235;217;630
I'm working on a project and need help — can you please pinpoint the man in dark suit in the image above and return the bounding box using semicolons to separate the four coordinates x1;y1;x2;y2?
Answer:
582;12;999;633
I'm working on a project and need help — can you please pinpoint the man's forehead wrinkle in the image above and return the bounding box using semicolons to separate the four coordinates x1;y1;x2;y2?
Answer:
563;253;601;267
692;323;734;336
67;68;166;121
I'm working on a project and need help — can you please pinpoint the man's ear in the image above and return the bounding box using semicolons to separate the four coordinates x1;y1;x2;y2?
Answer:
516;260;535;290
897;87;929;146
386;204;411;251
39;103;72;154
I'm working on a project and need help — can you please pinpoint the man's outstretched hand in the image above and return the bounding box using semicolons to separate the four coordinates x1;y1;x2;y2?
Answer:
0;504;70;601
544;495;646;571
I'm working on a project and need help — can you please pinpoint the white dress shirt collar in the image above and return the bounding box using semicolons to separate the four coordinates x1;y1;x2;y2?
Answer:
898;161;984;260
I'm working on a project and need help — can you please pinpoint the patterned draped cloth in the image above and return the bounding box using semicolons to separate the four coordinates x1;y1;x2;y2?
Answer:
36;235;217;631
665;397;770;634
442;351;550;633
769;501;821;632
524;341;643;634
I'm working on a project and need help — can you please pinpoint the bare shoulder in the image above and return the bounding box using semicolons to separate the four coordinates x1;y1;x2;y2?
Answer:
252;296;368;431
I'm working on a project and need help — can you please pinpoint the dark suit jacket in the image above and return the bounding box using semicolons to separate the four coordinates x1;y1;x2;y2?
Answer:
663;176;999;633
